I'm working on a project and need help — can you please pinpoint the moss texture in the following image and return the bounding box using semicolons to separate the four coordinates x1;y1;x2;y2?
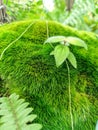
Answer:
0;20;98;130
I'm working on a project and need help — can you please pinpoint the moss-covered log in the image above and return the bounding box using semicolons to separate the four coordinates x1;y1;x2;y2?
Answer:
0;20;98;130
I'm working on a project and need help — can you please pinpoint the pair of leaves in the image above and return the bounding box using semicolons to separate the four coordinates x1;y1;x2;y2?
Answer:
50;44;77;68
44;36;87;68
44;36;87;50
0;93;42;130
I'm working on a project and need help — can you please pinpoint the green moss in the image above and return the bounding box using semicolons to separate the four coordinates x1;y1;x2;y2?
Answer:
0;20;98;130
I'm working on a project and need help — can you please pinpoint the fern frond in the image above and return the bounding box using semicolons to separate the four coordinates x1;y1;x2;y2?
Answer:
64;0;96;29
0;93;42;130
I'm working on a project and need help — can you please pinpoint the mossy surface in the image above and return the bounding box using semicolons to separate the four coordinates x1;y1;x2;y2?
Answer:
0;20;98;130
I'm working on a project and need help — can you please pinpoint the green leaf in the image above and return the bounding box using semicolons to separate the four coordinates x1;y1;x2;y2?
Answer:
0;93;42;130
50;51;54;55
66;37;88;50
96;121;98;130
44;36;66;44
67;52;77;68
52;44;69;67
24;124;42;130
21;115;37;124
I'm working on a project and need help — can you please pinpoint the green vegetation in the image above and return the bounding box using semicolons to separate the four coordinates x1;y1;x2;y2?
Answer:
44;35;87;68
0;0;97;34
1;0;98;33
0;0;98;130
0;20;98;130
0;93;42;130
44;35;88;130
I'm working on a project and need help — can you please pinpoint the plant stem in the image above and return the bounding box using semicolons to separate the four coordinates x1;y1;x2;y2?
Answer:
66;60;74;130
0;21;35;60
46;20;49;39
45;20;54;49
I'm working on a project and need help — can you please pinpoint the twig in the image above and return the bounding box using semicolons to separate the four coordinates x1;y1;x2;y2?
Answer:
45;20;54;48
66;60;74;130
0;21;35;60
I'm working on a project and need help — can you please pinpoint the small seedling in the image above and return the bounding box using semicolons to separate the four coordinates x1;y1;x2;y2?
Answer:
44;36;87;68
44;35;87;130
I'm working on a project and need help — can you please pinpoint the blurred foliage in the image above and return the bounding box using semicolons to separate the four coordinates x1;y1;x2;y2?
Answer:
64;0;98;33
2;0;98;33
3;0;44;20
44;0;66;22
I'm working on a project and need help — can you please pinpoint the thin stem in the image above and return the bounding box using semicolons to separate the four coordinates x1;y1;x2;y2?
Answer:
66;60;74;130
0;21;35;60
45;20;54;49
46;20;49;39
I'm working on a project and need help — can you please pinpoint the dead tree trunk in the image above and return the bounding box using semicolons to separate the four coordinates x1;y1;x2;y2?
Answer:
0;0;7;23
66;0;74;12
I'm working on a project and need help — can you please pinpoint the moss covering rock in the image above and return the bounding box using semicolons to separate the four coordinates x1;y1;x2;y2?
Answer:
0;20;98;130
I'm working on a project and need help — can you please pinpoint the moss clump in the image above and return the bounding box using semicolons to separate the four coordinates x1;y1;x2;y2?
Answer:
0;20;98;130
